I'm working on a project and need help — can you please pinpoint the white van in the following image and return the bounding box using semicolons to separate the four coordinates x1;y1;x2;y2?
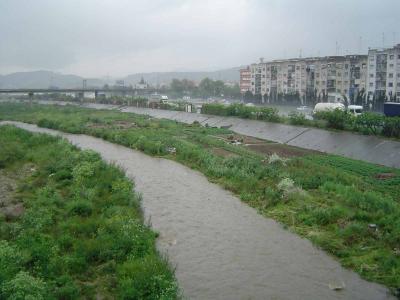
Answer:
313;102;345;115
347;105;363;116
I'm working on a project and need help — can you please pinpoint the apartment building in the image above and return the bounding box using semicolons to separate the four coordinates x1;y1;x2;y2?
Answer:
313;55;367;102
246;55;367;104
239;67;251;93
367;44;400;102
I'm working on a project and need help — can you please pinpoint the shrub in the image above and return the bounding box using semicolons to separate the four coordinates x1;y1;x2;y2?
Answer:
1;271;47;300
256;107;281;122
0;143;25;168
309;206;346;225
0;241;25;284
37;118;60;129
314;109;353;130
382;116;400;138
201;103;280;122
288;111;309;125
339;222;369;245
52;275;80;299
67;200;93;217
117;255;178;300
354;112;384;135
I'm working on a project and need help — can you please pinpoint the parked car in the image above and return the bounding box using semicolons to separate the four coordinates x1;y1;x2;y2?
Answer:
296;105;309;111
347;105;363;116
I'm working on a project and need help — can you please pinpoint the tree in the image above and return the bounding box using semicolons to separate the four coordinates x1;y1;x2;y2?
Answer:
244;91;253;102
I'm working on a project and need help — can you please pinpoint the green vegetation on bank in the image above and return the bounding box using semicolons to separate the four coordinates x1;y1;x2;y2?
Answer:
0;125;178;299
201;103;400;138
0;103;399;291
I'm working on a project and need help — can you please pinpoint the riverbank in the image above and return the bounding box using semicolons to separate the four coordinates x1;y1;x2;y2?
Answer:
21;99;400;168
0;125;178;299
1;121;395;299
0;103;399;292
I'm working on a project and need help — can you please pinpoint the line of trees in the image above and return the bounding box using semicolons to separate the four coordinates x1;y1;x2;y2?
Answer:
167;78;241;99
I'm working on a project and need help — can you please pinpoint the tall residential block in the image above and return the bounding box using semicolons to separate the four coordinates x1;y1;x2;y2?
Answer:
247;56;367;105
367;44;400;103
239;66;251;94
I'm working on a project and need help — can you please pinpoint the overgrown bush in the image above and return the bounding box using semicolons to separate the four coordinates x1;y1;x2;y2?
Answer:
201;103;280;122
382;116;400;138
288;111;309;125
353;112;384;135
1;271;47;300
314;109;353;130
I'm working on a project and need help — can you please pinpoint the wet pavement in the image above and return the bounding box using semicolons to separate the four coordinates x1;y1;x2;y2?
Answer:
1;121;395;300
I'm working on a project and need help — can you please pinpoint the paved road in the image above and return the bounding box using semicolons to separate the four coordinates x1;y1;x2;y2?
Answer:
1;121;395;300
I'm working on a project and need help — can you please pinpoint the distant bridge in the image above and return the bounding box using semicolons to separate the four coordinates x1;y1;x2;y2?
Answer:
0;88;156;97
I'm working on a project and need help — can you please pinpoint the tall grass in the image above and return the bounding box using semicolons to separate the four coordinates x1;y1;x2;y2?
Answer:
0;125;179;299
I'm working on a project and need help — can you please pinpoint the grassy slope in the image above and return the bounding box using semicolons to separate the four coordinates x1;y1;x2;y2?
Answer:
0;103;399;290
0;125;178;299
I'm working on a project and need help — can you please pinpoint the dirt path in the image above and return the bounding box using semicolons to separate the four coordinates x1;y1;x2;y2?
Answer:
1;121;394;300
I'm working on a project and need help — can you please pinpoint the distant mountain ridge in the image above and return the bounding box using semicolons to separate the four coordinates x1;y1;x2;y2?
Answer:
0;71;103;89
123;67;241;86
0;67;241;89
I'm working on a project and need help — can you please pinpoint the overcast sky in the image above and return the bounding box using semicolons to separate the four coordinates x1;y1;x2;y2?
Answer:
1;0;399;77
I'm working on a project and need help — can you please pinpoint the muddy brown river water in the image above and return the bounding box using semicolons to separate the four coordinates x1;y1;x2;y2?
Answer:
0;121;395;300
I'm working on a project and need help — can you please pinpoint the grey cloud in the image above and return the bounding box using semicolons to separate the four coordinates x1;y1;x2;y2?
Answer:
0;0;399;76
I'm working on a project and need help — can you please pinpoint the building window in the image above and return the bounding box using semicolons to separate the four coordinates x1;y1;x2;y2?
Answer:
369;83;374;87
389;73;393;78
389;64;394;68
370;64;374;68
345;64;349;69
390;55;394;60
337;89;341;93
344;72;349;76
397;83;400;87
370;74;374;78
388;82;393;87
